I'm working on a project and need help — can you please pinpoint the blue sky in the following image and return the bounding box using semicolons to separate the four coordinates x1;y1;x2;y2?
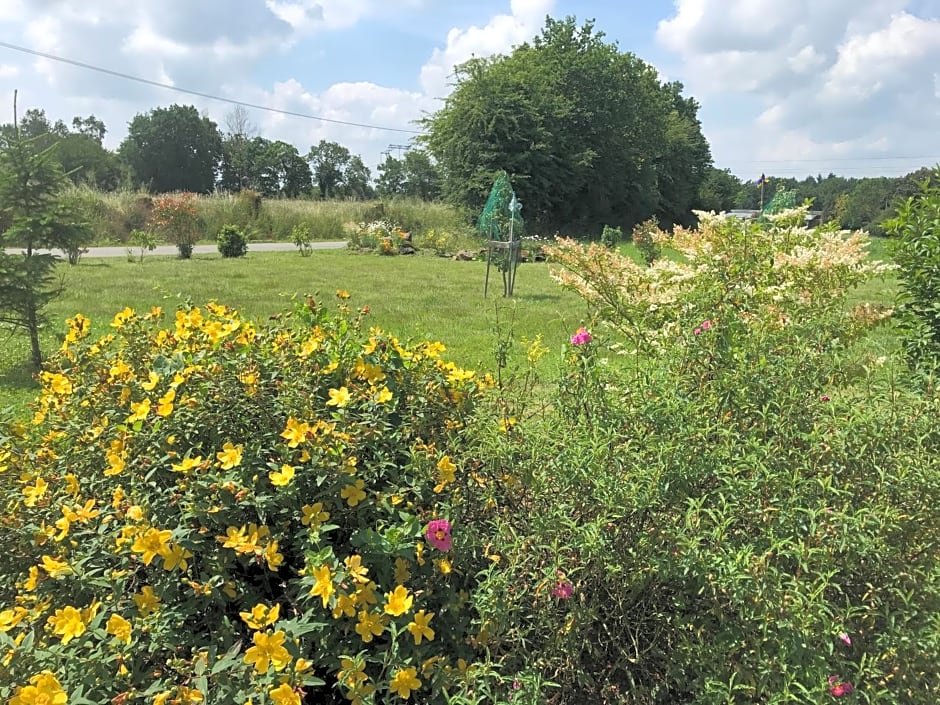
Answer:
0;0;938;182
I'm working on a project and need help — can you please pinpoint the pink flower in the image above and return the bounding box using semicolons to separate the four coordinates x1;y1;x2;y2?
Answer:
693;327;702;336
425;519;452;552
828;676;854;697
701;319;712;330
821;395;831;402
570;327;592;345
838;631;852;646
551;579;573;599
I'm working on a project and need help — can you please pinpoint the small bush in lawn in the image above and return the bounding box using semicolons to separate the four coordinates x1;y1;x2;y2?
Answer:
599;224;621;249
217;224;249;258
630;217;664;264
0;295;494;703
291;223;313;256
149;192;200;259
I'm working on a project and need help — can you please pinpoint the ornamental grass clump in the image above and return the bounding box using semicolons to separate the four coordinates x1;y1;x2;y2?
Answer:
0;294;493;704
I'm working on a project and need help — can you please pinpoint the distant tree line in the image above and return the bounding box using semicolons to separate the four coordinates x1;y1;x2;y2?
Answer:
0;103;442;203
1;12;934;237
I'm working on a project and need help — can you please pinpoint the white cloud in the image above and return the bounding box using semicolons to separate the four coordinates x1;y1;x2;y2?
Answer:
420;0;554;98
657;0;940;177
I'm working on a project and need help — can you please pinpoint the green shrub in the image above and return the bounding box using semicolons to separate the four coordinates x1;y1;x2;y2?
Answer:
291;224;313;257
599;224;621;249
885;169;940;371
216;224;249;258
630;218;663;264
466;209;939;704
0;297;493;703
128;228;156;263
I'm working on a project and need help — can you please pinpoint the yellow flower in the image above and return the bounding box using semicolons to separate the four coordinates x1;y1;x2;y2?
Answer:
9;671;67;705
310;565;335;608
280;417;310;448
383;585;413;617
111;306;135;328
331;592;357;619
326;386;351;407
156;389;176;417
216;442;243;469
354;581;378;607
22;477;48;507
243;630;291;673
336;289;350;299
41;372;73;396
269;464;295;487
344;554;369;584
263;541;284;570
133;586;160;616
161;542;192;572
47;605;86;644
23;565;40;591
435;557;452;575
354;610;385;643
0;607;27;632
106;614;132;643
152;692;171;705
126;505;144;521
177;686;204;704
373;386;393;403
301;502;330;528
126;398;151;424
341;479;366;507
388;666;422;699
171;455;202;473
394;558;411;584
434;455;457;493
268;683;300;705
141;371;160;391
131;527;173;566
40;555;72;578
407;610;435;645
240;603;280;630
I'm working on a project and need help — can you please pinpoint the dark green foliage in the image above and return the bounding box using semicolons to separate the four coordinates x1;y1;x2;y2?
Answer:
885;169;940;369
696;167;740;212
119;104;222;193
376;150;441;200
0;124;89;367
423;17;712;233
216;224;248;258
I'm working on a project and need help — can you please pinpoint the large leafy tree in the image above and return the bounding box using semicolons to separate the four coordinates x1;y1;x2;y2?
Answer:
119;104;222;193
337;155;374;200
377;151;441;200
307;140;351;199
423;17;710;231
696;167;741;213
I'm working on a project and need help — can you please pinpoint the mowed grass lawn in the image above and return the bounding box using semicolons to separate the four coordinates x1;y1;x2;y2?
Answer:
0;238;900;416
0;250;592;414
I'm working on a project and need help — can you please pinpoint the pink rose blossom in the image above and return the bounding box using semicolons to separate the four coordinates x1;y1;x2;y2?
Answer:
425;519;452;552
570;327;592;345
551;579;574;599
693;327;702;336
828;676;854;697
701;319;712;330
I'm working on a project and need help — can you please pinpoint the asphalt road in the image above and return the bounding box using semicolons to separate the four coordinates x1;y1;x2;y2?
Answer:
3;241;347;258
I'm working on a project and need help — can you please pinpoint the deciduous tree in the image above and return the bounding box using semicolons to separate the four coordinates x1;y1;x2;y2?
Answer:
119;104;222;193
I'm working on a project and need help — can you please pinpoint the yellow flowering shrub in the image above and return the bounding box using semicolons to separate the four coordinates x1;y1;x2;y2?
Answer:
0;295;491;703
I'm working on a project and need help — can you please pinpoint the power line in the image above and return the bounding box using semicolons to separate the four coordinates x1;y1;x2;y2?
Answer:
0;40;424;135
729;155;940;164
